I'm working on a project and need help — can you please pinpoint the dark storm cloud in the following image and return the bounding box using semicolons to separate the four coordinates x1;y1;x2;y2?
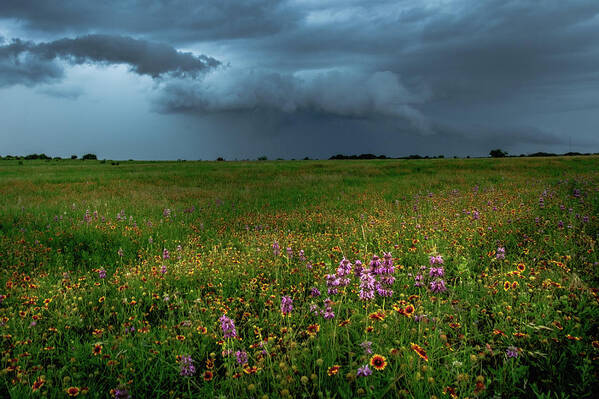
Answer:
0;34;220;86
154;69;431;131
0;0;299;42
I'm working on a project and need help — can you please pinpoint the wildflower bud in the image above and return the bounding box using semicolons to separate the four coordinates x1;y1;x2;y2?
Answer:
310;373;317;381
316;358;324;367
248;384;256;391
470;354;478;362
357;388;366;396
300;376;309;384
428;377;435;384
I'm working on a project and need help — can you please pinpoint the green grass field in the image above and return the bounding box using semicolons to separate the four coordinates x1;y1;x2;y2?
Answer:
1;157;598;398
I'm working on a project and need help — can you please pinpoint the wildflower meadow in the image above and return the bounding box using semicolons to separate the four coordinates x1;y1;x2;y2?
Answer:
0;157;598;398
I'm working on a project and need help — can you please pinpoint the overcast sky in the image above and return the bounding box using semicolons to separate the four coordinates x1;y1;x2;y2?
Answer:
1;0;598;159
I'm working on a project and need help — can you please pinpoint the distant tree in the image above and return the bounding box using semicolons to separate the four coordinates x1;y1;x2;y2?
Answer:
257;156;268;161
303;156;311;160
438;155;444;158
489;149;508;158
216;157;225;161
71;155;78;159
358;154;377;159
529;152;556;157
82;153;97;160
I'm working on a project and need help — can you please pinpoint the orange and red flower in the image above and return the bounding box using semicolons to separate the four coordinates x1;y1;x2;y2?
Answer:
410;343;428;362
369;354;387;370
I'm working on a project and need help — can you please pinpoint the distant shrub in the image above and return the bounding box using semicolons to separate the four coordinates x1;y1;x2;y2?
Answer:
82;153;97;160
216;157;225;161
489;149;507;158
257;156;268;161
71;155;78;159
24;153;51;160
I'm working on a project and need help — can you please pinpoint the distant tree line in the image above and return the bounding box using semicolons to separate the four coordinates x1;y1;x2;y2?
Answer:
2;151;598;162
329;154;446;160
0;153;99;161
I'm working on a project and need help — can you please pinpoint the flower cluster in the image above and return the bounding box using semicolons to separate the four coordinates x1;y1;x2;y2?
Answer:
219;314;237;338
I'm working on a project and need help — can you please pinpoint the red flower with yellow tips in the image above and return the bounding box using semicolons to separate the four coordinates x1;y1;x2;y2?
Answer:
410;343;428;362
370;354;387;370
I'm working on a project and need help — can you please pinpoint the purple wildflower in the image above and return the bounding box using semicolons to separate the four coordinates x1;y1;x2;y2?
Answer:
219;314;237;338
235;350;248;365
160;265;167;274
311;287;321;297
506;346;519;358
117;248;123;257
353;260;364;277
325;274;340;295
414;274;424;287
272;241;280;256
360;341;373;355
382;252;395;274
322;298;335;319
429;255;444;265
369;255;382;274
429;279;447;293
299;249;306;261
359;273;376;301
336;258;352;277
357;365;372;377
429;267;444;278
309;304;320;315
281;296;293;315
113;388;131;399
496;247;505;260
179;355;196;376
98;268;107;279
162;248;170;260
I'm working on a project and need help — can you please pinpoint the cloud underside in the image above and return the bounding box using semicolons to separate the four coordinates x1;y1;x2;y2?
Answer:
155;69;430;131
0;34;220;87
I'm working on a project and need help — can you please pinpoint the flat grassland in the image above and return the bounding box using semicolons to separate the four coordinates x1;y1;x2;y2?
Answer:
1;157;598;398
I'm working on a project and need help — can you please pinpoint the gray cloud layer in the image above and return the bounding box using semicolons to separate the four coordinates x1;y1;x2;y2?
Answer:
155;69;431;131
0;34;220;87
